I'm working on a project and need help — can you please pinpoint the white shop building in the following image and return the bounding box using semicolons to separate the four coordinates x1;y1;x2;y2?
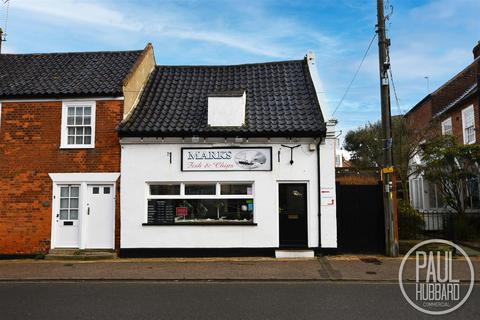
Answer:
118;54;338;256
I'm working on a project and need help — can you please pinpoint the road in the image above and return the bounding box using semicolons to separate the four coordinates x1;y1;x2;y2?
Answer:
0;281;478;320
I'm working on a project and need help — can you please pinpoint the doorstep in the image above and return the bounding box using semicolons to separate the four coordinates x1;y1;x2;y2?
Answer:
45;249;117;261
275;250;315;258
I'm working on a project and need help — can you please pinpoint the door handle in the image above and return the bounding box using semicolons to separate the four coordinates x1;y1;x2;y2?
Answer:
87;207;90;215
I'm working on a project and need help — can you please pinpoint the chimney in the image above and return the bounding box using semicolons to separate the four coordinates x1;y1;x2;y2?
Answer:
474;41;480;60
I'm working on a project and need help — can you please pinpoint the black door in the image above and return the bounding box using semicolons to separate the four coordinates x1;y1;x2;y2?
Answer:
279;183;308;247
336;183;385;254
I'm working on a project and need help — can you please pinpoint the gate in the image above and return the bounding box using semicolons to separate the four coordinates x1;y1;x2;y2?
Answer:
336;182;385;254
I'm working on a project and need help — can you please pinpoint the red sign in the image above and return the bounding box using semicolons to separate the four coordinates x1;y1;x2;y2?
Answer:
176;207;188;216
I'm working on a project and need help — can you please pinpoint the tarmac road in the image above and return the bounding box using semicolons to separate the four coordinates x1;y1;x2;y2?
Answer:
0;281;478;320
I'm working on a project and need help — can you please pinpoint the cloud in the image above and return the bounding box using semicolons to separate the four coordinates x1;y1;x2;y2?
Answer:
13;0;141;31
12;0;340;59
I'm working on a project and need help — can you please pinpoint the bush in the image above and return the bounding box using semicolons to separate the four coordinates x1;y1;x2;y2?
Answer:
398;200;424;240
452;214;480;240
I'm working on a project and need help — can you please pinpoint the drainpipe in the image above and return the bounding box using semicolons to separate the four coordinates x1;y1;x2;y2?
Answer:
317;138;322;249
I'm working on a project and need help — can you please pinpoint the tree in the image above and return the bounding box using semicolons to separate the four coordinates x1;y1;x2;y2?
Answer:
344;116;425;201
415;135;480;215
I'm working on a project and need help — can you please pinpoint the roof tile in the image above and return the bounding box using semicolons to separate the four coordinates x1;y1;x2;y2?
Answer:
0;50;143;99
118;59;326;137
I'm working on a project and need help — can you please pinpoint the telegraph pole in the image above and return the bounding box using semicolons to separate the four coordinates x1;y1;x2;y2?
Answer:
376;0;398;257
0;28;3;54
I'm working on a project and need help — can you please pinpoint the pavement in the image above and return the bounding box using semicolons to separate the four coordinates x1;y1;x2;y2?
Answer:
1;281;479;320
0;255;478;281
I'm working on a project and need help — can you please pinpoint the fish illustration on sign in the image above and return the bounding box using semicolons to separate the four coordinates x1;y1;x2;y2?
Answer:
234;150;267;169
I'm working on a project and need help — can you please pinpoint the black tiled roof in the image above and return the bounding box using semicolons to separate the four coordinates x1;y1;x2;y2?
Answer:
0;50;143;99
118;59;326;137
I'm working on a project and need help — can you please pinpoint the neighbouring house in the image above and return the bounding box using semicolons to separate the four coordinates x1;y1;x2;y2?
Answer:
405;41;480;214
0;44;155;255
117;53;338;256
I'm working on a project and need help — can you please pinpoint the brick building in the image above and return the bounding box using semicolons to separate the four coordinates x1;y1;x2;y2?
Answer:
0;44;155;255
405;42;480;212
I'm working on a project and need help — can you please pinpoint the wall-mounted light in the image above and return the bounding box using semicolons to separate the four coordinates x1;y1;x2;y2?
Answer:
192;136;200;143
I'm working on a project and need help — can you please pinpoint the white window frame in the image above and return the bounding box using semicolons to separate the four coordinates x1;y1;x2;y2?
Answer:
461;105;475;144
146;181;255;224
60;101;96;149
441;117;453;135
147;182;254;200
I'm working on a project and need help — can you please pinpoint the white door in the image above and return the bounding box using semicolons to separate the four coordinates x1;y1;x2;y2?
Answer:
85;185;115;249
54;185;81;248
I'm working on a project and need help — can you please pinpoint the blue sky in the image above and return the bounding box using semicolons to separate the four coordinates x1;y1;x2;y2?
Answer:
1;0;479;137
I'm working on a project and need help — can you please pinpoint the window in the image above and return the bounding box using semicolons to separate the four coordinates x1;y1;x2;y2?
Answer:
220;183;253;195
61;101;96;148
185;184;216;195
441;117;453;135
462;105;475;144
150;184;180;195
59;185;80;220
464;177;480;210
147;182;254;224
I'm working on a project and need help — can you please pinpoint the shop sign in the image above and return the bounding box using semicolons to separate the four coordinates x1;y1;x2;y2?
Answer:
181;147;272;171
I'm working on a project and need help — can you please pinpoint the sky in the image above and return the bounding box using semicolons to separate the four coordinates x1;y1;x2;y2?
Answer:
1;0;479;142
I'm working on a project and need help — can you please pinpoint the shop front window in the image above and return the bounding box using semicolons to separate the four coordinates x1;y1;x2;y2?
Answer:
147;182;254;224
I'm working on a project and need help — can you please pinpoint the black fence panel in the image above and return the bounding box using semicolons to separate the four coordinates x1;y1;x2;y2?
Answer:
336;183;385;254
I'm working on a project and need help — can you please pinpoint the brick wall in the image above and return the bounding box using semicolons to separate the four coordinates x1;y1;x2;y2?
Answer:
405;97;439;140
437;95;480;144
0;100;122;254
405;59;479;144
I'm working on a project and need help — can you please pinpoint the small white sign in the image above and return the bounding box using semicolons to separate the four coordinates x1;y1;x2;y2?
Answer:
321;188;335;206
182;148;272;171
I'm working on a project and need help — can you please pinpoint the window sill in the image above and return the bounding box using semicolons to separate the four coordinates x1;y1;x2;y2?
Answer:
60;145;95;149
142;222;257;226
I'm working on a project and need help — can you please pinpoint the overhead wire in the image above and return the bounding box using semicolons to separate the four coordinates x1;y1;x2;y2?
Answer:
331;32;377;116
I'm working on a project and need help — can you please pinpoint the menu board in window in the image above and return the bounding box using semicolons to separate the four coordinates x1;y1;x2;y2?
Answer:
147;199;175;224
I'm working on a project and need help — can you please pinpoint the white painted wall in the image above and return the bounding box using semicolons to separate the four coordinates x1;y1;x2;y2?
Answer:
319;121;338;248
207;92;246;127
120;139;337;249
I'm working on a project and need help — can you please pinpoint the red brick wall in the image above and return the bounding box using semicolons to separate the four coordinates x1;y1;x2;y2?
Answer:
437;95;479;144
0;100;122;254
406;59;479;143
405;97;439;139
